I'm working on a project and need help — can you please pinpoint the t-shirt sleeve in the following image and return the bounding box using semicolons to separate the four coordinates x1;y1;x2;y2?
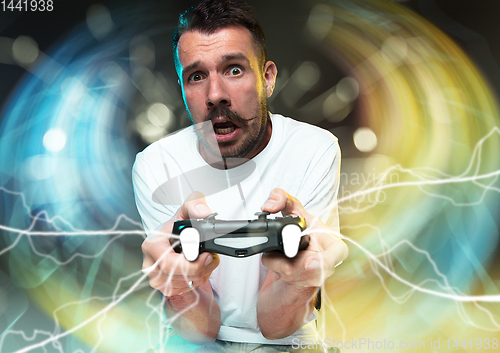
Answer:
299;140;341;231
132;153;177;236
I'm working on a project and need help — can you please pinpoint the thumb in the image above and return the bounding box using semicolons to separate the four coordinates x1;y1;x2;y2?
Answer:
177;191;212;221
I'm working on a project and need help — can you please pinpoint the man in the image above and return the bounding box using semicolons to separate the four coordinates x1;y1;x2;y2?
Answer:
132;0;348;351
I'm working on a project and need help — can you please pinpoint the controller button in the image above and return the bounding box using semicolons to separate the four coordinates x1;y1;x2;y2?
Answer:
202;212;218;222
235;249;248;257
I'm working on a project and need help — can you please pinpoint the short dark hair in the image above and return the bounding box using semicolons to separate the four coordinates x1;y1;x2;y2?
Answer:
172;0;268;67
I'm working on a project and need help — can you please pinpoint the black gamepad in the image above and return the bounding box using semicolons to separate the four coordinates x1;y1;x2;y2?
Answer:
171;212;309;261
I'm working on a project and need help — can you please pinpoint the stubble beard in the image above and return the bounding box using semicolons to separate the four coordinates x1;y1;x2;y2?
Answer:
196;99;269;162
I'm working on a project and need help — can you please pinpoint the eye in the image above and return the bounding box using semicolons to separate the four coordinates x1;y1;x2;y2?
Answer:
189;73;204;82
228;67;242;76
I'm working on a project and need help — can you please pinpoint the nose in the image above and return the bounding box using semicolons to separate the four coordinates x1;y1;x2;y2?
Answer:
206;76;230;108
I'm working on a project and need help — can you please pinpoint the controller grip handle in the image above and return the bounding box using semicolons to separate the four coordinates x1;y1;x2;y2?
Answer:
299;233;310;251
169;237;182;253
169;228;201;261
283;224;308;258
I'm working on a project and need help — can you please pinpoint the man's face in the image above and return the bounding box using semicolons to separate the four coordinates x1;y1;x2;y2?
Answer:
176;26;276;161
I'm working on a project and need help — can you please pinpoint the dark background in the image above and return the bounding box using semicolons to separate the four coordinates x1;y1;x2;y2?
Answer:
0;0;499;351
2;0;500;127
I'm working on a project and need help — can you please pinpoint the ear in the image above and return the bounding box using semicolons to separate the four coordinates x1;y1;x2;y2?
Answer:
263;61;278;98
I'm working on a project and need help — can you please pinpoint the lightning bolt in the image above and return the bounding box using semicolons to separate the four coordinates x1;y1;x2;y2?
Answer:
1;128;500;351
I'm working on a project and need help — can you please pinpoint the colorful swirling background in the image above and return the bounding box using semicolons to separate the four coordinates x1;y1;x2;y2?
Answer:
0;0;499;352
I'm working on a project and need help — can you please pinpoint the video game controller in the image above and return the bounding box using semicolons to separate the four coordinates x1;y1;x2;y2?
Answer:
171;212;309;261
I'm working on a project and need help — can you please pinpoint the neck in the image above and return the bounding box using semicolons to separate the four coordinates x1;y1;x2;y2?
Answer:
199;117;272;170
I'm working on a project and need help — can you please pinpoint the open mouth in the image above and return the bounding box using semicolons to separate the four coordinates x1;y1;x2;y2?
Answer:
213;121;238;135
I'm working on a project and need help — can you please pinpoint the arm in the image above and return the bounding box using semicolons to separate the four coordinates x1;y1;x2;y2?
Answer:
257;188;348;339
141;192;221;344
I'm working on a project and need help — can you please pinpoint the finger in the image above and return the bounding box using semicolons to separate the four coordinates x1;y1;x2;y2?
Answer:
166;272;209;284
158;271;213;296
176;191;213;221
167;253;220;280
166;278;200;289
307;235;348;271
156;283;189;297
142;236;178;273
262;250;327;285
260;188;306;217
173;272;213;291
175;252;219;275
153;252;219;289
147;269;201;292
261;251;303;277
201;252;220;274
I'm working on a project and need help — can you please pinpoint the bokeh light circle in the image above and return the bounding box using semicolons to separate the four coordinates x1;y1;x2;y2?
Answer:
43;128;67;152
353;127;377;152
0;0;499;351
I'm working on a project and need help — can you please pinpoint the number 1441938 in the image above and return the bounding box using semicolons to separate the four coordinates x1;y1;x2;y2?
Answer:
1;0;53;11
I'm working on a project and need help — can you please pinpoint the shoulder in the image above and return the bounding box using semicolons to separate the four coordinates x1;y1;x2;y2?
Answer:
270;113;339;151
134;126;195;167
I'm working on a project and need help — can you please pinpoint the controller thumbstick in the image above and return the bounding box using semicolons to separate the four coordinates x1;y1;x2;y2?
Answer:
255;211;270;220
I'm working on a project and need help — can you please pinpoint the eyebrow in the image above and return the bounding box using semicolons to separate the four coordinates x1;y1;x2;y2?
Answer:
182;53;250;78
182;61;202;78
221;53;248;62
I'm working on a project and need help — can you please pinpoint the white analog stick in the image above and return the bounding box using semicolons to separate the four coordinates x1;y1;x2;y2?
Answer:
282;224;302;258
180;228;200;261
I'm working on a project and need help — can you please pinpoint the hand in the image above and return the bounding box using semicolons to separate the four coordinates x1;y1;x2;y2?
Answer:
141;191;220;296
260;188;348;288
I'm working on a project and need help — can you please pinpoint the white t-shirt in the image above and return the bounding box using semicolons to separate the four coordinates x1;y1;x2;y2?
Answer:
132;113;341;345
